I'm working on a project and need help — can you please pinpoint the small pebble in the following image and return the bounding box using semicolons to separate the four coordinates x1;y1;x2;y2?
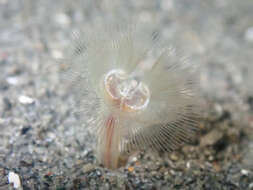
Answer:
186;162;191;169
54;13;71;26
51;50;64;59
214;103;223;117
245;26;253;42
8;171;21;189
21;126;31;135
241;169;250;176
128;167;134;172
18;95;34;104
170;152;179;161
82;163;95;173
95;169;102;177
6;76;19;85
131;156;138;162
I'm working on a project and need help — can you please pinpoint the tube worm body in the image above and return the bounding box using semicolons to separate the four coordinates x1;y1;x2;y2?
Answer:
97;114;119;168
59;23;200;169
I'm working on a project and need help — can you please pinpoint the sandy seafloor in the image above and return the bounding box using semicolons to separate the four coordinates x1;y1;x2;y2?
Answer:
0;0;253;189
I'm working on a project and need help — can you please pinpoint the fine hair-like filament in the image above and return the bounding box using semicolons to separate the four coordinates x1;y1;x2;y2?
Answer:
54;22;200;169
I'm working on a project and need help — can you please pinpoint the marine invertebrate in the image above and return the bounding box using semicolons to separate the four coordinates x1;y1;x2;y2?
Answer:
57;23;200;169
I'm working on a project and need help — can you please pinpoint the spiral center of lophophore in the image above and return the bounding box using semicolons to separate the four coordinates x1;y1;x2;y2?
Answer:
104;69;150;112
